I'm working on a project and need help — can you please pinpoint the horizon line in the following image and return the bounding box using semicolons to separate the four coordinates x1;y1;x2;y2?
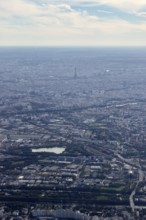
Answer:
0;45;146;48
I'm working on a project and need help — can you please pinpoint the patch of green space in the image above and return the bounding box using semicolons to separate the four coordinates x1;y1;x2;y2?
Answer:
100;186;124;192
96;195;109;200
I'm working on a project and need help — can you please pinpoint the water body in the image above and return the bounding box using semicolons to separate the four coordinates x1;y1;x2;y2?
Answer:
32;147;65;154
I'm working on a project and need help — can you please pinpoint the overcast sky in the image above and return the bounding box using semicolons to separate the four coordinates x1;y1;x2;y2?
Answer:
0;0;146;46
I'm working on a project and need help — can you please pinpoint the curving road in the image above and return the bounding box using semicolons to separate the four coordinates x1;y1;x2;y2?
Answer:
115;153;144;214
129;167;144;213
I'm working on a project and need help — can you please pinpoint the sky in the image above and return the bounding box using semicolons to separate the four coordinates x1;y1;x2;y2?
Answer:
0;0;146;46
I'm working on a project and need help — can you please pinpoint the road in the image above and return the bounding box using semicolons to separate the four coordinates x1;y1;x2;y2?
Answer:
115;153;144;213
129;166;144;213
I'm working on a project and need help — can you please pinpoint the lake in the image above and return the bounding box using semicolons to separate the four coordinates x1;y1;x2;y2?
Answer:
32;147;65;154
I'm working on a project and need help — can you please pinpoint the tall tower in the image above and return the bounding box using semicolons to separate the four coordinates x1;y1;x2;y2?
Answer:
74;67;78;79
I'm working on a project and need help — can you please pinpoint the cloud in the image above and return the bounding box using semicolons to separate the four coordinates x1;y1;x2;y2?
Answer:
136;11;146;17
73;0;146;12
0;0;146;46
101;0;146;12
97;10;112;14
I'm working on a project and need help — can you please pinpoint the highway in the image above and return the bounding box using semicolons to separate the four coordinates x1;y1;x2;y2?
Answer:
129;167;144;213
115;153;144;214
